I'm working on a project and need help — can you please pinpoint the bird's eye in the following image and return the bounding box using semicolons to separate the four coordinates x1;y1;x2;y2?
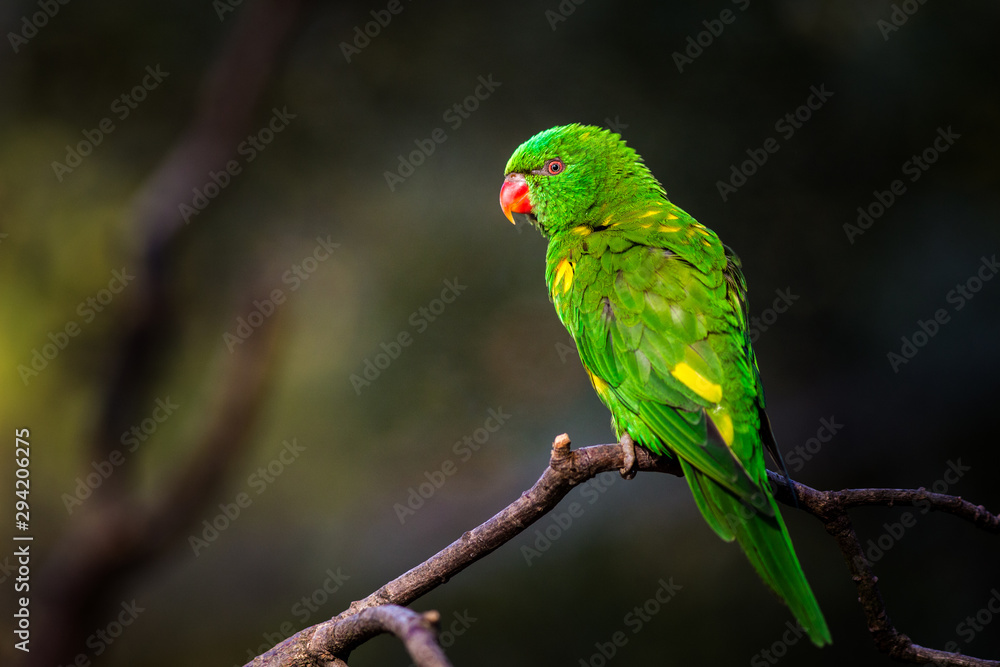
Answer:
544;158;565;175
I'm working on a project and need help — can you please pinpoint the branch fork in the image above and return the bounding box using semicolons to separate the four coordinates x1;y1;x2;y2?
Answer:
246;435;998;667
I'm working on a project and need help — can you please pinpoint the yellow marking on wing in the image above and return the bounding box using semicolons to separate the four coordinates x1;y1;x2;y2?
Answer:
665;212;679;220
640;222;652;229
702;239;712;247
580;132;591;140
586;368;610;400
554;257;575;294
603;214;614;225
710;408;734;446
639;209;660;218
657;225;681;233
572;225;592;236
671;362;723;403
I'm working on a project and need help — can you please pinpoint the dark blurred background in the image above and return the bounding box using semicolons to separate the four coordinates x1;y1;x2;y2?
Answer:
2;0;999;665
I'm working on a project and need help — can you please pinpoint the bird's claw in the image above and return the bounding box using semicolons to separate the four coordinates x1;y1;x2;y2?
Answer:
619;433;637;480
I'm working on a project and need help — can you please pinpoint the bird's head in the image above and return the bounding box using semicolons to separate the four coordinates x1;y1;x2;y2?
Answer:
499;124;665;236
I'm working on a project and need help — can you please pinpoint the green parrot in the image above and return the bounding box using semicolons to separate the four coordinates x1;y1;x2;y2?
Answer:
499;124;830;646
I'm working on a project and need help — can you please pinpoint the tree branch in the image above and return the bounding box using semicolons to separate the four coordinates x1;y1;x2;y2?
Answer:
31;3;308;665
245;436;999;667
321;606;453;667
330;436;682;623
766;475;1000;534
768;471;999;666
250;605;454;667
245;436;679;666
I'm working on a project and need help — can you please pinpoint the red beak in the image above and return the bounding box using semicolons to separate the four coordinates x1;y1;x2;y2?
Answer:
500;173;532;224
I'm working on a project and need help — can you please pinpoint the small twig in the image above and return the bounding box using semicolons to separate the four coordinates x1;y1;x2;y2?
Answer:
316;606;452;667
256;606;452;667
246;438;998;667
767;471;1000;667
768;475;999;534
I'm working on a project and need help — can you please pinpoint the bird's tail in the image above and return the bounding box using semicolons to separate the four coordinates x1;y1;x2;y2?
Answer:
680;459;832;646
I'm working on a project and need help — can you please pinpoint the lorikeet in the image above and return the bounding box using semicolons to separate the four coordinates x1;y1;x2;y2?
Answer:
499;124;830;646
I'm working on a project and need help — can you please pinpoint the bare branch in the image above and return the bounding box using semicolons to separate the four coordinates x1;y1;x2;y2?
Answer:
34;298;281;667
31;2;308;665
245;437;998;667
128;0;305;246
319;606;452;667
251;605;453;667
331;436;682;622
245;436;680;666
766;473;1000;534
767;472;1000;666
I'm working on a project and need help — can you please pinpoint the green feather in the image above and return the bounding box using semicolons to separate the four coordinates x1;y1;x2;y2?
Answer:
693;464;831;645
504;123;831;646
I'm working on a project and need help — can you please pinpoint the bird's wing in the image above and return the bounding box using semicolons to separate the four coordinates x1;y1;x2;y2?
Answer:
556;202;769;511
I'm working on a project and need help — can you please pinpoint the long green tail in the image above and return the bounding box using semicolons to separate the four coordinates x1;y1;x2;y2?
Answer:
681;459;832;646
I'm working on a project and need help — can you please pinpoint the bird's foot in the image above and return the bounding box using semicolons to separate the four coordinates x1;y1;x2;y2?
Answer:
619;433;637;480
